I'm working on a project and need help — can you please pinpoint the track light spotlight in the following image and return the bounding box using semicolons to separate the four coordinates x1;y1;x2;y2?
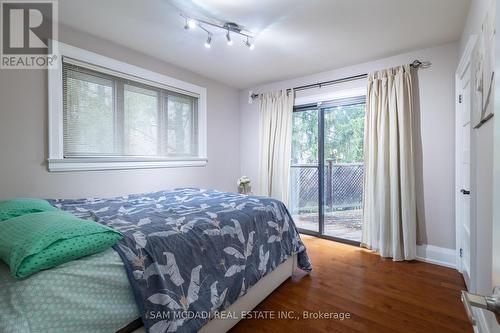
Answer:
204;34;212;48
226;30;233;46
245;37;255;50
185;18;197;30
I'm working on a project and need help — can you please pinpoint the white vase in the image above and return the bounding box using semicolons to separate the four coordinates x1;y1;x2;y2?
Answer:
238;184;251;194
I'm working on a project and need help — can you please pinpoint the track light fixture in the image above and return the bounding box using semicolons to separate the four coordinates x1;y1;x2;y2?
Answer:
181;13;254;50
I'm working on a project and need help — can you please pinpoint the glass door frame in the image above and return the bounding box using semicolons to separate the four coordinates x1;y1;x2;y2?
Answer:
292;95;366;246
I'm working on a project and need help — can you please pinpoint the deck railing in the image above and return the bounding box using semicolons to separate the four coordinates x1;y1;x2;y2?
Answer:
290;161;364;214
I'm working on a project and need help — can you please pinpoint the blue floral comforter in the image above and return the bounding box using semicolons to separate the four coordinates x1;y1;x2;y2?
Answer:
50;188;311;333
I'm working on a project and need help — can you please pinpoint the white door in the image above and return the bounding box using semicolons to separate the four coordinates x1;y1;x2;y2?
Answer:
459;70;472;290
456;45;475;292
491;4;500;328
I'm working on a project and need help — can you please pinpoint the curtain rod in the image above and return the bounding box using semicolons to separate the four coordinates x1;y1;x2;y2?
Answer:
250;59;430;100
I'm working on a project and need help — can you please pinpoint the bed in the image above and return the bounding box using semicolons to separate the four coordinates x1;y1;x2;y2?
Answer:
0;188;311;333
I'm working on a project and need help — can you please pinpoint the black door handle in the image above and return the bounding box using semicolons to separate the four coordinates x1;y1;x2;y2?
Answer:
461;189;471;195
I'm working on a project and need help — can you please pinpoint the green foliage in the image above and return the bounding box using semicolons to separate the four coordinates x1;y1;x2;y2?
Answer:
291;109;318;164
324;103;365;163
291;103;365;164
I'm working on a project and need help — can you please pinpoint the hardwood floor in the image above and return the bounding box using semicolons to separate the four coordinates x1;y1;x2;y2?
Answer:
231;235;472;333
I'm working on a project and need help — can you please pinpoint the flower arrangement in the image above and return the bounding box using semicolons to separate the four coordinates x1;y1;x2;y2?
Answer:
237;176;252;194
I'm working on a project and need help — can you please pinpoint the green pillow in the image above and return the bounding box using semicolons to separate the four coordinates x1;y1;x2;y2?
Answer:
0;198;57;221
0;211;123;278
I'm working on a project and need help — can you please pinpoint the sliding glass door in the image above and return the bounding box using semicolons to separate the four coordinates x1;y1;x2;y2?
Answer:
322;98;365;242
290;107;319;232
290;96;366;244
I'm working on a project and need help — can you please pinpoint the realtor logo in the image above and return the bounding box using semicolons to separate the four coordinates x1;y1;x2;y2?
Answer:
1;0;58;68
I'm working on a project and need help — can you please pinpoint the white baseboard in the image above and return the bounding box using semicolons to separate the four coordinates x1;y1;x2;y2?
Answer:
416;244;456;269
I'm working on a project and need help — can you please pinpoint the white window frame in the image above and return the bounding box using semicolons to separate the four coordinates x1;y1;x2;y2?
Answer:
48;41;207;172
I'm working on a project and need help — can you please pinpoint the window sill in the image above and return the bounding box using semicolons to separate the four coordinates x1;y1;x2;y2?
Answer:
47;158;208;172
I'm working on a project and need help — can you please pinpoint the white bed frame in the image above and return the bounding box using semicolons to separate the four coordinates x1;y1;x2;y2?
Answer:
132;254;297;333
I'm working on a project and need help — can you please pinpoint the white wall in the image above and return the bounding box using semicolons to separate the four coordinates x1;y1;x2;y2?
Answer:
239;42;459;250
0;25;241;199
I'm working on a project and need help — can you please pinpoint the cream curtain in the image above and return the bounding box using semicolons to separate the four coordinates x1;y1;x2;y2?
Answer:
361;65;417;261
258;90;294;205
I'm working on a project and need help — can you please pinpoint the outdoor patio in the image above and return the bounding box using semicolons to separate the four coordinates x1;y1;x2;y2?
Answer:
293;209;362;242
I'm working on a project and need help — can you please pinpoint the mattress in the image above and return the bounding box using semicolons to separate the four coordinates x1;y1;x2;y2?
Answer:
0;248;139;333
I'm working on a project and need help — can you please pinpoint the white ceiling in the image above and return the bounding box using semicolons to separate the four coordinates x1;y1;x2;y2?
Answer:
59;0;471;89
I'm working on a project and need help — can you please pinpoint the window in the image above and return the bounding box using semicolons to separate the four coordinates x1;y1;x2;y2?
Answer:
63;62;198;158
48;42;207;171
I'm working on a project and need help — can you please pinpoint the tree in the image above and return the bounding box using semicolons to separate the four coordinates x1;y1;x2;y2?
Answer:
291;103;365;165
291;109;318;164
324;103;365;163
